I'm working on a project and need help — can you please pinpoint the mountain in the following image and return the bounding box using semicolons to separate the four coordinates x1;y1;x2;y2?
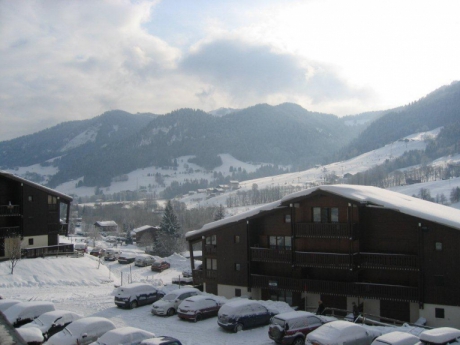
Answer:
208;107;239;117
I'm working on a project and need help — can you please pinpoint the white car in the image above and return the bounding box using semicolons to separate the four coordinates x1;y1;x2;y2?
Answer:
135;254;156;267
3;301;55;327
45;316;116;345
151;288;201;316
306;320;382;345
415;327;460;345
371;331;419;345
0;299;21;313
20;310;82;340
89;326;156;345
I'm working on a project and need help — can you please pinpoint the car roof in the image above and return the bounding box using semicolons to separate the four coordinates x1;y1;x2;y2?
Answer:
420;327;460;343
274;310;315;321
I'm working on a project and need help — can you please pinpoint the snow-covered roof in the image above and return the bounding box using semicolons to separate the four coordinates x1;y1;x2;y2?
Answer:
94;220;118;227
420;327;460;343
132;225;157;233
186;184;460;239
375;331;419;343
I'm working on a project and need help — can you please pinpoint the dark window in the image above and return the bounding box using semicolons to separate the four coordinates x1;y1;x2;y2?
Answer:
313;207;321;222
435;308;445;318
269;236;292;250
234;235;240;243
0;238;4;257
235;263;241;271
269;290;293;306
285;214;291;223
28;238;34;245
206;258;217;270
235;289;241;297
48;195;57;211
313;207;339;223
434;275;445;286
206;235;217;245
435;242;442;251
28;196;33;202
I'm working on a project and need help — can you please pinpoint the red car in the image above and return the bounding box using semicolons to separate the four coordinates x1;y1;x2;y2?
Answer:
151;261;170;272
177;295;223;322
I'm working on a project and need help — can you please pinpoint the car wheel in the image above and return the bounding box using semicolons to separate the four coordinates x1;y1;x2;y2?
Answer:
167;308;175;316
293;337;305;345
130;300;138;309
195;313;202;322
234;323;243;333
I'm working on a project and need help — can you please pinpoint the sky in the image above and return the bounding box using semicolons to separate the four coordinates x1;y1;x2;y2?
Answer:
1;0;460;141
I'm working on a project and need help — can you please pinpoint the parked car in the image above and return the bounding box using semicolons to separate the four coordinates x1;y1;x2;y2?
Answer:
415;327;460;345
17;326;44;344
135;254;156;267
177;295;223;322
19;310;82;340
217;299;278;333
104;249;121;261
306;320;382;345
141;336;183;345
151;288;201;316
89;326;155;345
151;261;170;272
45;316;116;345
114;283;165;309
3;301;55;327
371;332;419;345
269;311;337;345
0;299;21;313
118;253;136;264
74;243;88;253
90;248;104;257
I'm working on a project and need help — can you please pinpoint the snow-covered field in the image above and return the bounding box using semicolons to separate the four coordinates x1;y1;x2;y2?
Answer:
0;242;297;345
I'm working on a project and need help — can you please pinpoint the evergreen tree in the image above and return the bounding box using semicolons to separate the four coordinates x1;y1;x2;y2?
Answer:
214;204;225;221
154;200;183;256
160;200;181;236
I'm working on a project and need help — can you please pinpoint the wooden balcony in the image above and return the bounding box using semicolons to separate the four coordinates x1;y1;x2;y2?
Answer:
0;226;21;238
251;248;292;263
359;253;419;271
204;269;218;280
192;269;203;285
204;245;217;255
0;205;20;216
294;222;358;239
250;274;419;302
295;251;351;269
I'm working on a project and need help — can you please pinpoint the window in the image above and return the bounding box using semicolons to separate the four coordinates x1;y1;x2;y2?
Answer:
235;289;241;297
435;308;445;318
269;290;293;306
312;207;339;223
434;275;445;286
206;258;217;270
28;238;34;245
28;196;33;202
234;235;240;243
285;214;291;223
48;195;57;211
269;236;292;250
435;242;442;251
206;235;217;245
235;263;241;271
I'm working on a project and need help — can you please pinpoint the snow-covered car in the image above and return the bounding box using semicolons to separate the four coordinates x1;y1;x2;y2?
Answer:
151;261;170;272
177;295;223;322
17;326;44;345
89;326;155;345
269;311;337;345
45;316;116;345
151;288;201;316
306;320;382;345
140;336;183;345
415;327;460;345
90;248;104;257
20;309;82;340
371;331;419;345
4;301;55;327
114;283;165;309
74;243;88;253
0;299;21;313
118;253;136;264
104;249;121;261
217;299;278;333
135;254;156;267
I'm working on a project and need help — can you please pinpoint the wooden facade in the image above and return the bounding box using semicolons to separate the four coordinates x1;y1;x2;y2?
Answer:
0;171;72;259
186;185;460;327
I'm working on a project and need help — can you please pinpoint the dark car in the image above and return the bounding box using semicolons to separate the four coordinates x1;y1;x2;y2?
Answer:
217;300;278;333
114;283;165;309
268;311;337;345
89;248;104;257
141;336;183;345
177;295;223;322
118;253;136;264
151;261;170;272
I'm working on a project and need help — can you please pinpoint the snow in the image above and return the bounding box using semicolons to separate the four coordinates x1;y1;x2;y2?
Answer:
20;310;82;333
16;326;44;343
60;126;99;152
3;301;55;324
373;331;419;345
419;327;460;343
90;326;155;345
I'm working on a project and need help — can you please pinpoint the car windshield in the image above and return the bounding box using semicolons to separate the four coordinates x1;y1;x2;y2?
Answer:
63;327;72;336
163;293;178;301
271;317;286;327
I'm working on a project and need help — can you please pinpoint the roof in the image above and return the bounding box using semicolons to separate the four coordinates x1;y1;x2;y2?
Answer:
186;184;460;240
132;225;158;233
0;170;73;202
94;220;118;227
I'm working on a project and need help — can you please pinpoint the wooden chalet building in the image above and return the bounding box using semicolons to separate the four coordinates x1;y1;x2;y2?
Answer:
94;220;118;233
186;184;460;327
131;225;159;244
0;171;72;260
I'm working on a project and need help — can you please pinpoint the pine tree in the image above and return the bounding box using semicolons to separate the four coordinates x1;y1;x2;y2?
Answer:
214;204;225;221
154;200;183;256
160;200;181;236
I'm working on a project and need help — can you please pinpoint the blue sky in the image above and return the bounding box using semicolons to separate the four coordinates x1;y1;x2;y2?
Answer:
1;0;460;140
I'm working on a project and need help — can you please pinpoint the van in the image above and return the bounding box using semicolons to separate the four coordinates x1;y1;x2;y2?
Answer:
3;301;55;327
114;283;165;309
371;332;419;345
74;243;87;253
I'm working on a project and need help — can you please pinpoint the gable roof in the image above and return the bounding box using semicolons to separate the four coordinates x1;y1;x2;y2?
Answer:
131;225;159;233
0;170;72;202
94;221;118;227
186;184;460;240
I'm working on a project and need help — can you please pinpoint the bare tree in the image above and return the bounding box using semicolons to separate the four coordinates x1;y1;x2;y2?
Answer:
7;236;22;274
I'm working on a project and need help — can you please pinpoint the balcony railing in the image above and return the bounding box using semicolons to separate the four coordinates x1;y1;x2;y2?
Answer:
294;223;358;239
0;204;20;216
21;244;75;259
359;253;419;271
250;274;419;302
204;245;217;255
192;269;203;285
251;248;292;263
204;269;218;280
0;226;21;238
295;251;350;269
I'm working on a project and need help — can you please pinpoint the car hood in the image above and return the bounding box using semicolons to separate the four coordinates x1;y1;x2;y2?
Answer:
46;332;78;345
21;322;48;333
152;300;173;308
